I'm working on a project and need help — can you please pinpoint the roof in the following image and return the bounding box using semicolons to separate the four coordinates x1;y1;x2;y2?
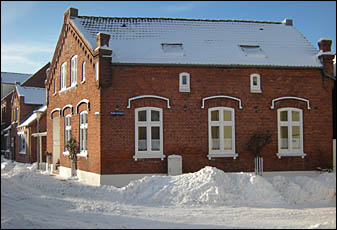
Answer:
17;105;47;128
1;72;32;84
16;85;45;105
70;16;322;68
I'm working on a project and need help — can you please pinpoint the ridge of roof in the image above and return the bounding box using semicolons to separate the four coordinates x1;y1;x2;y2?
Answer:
77;15;282;24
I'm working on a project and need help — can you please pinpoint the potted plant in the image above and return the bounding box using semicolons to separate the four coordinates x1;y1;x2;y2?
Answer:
65;135;78;177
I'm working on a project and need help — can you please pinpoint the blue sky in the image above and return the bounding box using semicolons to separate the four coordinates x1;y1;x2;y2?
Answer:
1;1;336;74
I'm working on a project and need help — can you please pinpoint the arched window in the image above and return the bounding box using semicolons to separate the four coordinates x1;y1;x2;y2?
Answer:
79;111;88;154
81;61;86;83
70;55;78;86
179;72;190;92
250;73;261;93
64;115;71;153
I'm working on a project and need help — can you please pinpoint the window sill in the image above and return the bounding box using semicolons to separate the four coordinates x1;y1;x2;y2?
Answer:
179;88;190;93
207;152;238;160
62;151;70;156
133;153;165;161
19;151;26;155
59;84;77;95
77;151;88;159
276;152;306;159
250;89;262;93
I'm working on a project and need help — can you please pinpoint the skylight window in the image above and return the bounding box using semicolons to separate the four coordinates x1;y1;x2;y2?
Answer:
239;45;266;58
161;43;183;53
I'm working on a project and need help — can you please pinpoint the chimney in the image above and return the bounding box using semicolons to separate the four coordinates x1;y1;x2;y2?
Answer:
317;38;335;76
282;18;293;26
96;32;110;48
64;7;78;23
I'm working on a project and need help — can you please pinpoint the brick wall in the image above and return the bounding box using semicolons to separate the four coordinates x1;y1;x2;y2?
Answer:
99;65;334;174
21;63;50;88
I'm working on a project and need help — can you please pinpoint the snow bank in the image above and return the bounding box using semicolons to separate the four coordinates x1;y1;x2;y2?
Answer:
121;166;336;207
1;158;336;208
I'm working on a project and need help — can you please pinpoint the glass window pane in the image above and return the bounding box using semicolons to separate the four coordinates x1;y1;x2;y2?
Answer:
138;110;146;122
224;126;232;150
84;128;88;150
223;110;232;121
253;77;258;86
151;127;160;151
280;126;288;149
211;126;220;150
138;127;147;151
211;110;219;121
280;111;288;121
151;110;160;121
292;126;301;149
182;75;187;85
292;111;300;122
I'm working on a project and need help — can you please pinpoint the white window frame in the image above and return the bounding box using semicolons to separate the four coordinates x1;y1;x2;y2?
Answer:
78;111;88;158
63;115;71;155
18;132;26;154
95;61;99;81
70;55;78;87
53;78;57;95
250;73;262;93
81;61;86;83
179;72;190;92
134;107;165;161
208;107;238;159
277;108;306;158
60;62;67;90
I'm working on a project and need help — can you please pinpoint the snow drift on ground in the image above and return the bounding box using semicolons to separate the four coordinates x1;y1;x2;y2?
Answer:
1;157;336;229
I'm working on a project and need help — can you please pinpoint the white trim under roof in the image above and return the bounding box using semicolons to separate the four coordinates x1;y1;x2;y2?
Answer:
201;95;243;109
127;95;171;109
270;96;311;110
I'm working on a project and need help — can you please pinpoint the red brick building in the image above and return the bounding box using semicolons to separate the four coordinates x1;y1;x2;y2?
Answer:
46;8;335;186
1;63;49;163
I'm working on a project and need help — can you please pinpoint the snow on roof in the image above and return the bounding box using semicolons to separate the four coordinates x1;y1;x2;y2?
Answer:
16;85;45;105
17;105;47;128
70;16;322;68
1;72;32;84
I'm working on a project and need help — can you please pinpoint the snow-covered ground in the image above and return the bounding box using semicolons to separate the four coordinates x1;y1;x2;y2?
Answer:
1;156;336;229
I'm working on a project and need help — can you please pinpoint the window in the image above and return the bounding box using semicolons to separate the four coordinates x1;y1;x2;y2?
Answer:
18;133;26;154
239;45;266;58
250;73;262;93
179;72;190;92
134;107;164;160
208;107;237;159
54;78;57;94
79;111;88;154
60;62;67;90
70;55;78;86
277;108;305;158
82;61;86;83
64;115;71;152
161;43;183;53
95;62;99;81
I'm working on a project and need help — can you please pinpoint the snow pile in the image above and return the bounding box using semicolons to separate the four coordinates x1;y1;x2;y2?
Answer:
121;166;336;207
1;158;336;208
